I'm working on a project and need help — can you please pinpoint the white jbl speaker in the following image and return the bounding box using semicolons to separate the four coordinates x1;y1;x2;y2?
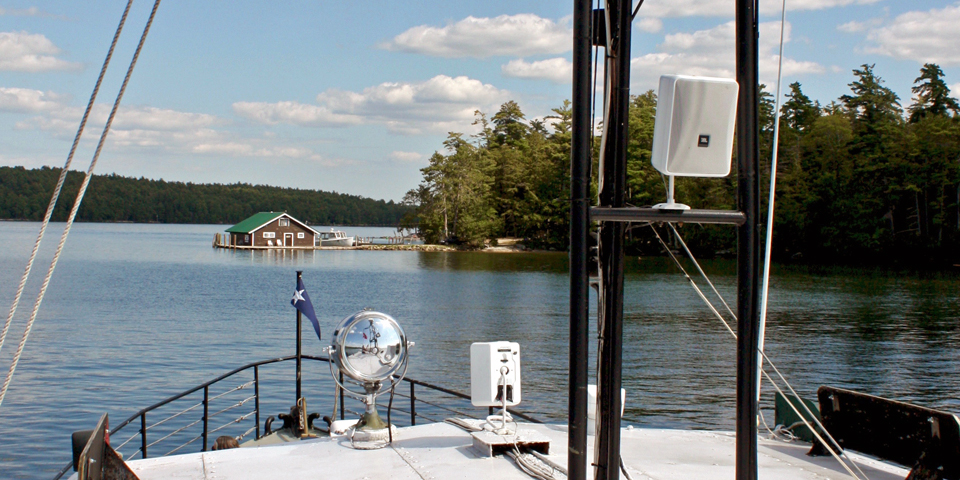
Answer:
651;75;738;178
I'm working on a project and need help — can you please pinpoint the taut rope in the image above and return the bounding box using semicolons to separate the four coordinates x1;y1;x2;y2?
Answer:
0;0;133;372
0;0;164;411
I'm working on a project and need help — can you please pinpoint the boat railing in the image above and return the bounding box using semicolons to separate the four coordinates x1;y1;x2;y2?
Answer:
52;354;541;480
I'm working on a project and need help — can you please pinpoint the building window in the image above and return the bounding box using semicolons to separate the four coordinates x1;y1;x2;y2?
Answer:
263;232;276;239
297;232;305;239
279;218;290;227
244;234;250;243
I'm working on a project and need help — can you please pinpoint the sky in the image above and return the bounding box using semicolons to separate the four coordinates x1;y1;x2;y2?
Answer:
1;1;958;202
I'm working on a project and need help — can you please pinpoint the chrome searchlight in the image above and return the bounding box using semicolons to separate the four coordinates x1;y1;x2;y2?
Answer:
326;310;411;449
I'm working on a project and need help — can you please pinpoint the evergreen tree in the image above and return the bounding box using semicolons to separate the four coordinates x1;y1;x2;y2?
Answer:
908;63;960;123
781;82;820;133
841;64;903;127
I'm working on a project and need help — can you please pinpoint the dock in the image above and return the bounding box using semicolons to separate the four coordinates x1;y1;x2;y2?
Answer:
212;233;450;252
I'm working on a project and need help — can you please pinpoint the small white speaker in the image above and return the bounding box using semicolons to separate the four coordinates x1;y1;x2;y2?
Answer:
470;342;521;407
651;75;738;177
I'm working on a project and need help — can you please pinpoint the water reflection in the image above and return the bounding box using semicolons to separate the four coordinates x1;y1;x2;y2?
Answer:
416;251;568;273
0;223;958;479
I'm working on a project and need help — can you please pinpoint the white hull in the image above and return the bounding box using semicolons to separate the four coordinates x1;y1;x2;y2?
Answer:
83;422;908;480
319;237;354;247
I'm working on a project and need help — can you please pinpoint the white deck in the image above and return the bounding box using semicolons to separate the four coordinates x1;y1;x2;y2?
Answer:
80;423;909;479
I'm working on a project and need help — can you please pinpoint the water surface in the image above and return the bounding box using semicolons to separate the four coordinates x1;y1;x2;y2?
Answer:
0;222;957;479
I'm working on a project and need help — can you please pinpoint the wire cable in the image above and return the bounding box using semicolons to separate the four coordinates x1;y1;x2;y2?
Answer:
0;0;133;387
649;224;870;480
758;0;790;405
631;0;646;20
0;0;163;412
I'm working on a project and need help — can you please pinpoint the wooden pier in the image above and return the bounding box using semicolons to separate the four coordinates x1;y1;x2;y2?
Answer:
212;233;442;251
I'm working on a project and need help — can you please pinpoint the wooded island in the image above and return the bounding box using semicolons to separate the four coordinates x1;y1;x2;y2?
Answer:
2;64;958;267
402;64;960;267
0;167;409;227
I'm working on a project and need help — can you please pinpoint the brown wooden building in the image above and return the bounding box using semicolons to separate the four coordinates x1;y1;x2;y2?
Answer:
225;212;319;247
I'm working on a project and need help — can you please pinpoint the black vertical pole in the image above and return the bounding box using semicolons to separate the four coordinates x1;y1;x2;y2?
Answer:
296;271;303;402
410;382;417;426
596;1;630;479
569;0;592;478
202;385;209;451
254;365;261;439
140;412;147;459
735;0;761;479
339;371;345;420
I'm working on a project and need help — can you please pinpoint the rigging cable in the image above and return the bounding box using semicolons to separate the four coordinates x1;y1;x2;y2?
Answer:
757;0;788;405
649;224;871;480
630;0;645;21
0;0;134;374
0;0;164;411
747;4;873;477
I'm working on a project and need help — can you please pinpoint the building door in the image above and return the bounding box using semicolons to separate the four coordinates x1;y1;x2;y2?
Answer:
284;233;293;247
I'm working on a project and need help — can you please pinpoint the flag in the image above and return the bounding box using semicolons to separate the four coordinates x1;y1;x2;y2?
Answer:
291;277;321;341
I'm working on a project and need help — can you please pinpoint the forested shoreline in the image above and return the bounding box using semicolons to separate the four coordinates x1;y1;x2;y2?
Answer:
0;166;409;226
404;63;960;267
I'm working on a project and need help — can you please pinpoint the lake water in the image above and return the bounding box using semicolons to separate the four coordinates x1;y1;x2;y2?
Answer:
0;222;958;479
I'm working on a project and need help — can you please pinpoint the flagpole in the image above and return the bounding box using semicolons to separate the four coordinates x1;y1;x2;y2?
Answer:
296;270;303;402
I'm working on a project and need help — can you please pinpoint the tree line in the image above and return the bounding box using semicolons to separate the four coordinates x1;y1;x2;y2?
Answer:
0;166;410;226
404;63;960;267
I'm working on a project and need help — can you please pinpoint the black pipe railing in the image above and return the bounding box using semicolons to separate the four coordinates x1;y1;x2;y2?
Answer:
52;354;542;480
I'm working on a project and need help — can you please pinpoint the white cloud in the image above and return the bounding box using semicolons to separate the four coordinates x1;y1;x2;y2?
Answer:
192;141;322;160
502;58;572;84
233;101;362;127
8;93;348;168
318;75;509;134
637;18;663;33
238;75;510;135
112;106;220;131
17;104;222;134
381;14;570;58
390;151;423;163
0;31;81;72
0;7;58;17
864;4;960;66
636;0;879;17
0;87;68;112
951;83;960;95
836;18;882;33
631;21;824;91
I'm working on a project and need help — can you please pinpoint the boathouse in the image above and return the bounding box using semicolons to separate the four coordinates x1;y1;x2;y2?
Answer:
225;212;319;247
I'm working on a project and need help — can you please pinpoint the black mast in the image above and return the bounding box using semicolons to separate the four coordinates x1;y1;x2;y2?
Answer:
573;0;761;478
735;0;762;478
568;0;592;478
595;1;631;479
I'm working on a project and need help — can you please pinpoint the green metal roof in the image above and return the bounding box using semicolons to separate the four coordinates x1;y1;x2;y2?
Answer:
225;212;285;233
225;212;320;235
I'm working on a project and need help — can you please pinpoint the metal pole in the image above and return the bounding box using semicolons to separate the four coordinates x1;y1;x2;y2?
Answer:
410;382;417;426
735;0;762;479
595;1;630;479
339;371;345;420
569;0;592;478
202;385;209;451
296;271;303;402
140;412;147;459
254;365;261;439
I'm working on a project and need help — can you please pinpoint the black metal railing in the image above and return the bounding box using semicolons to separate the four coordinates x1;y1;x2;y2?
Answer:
53;355;541;479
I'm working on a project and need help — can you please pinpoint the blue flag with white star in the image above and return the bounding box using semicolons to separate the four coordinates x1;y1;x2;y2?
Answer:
291;277;321;341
